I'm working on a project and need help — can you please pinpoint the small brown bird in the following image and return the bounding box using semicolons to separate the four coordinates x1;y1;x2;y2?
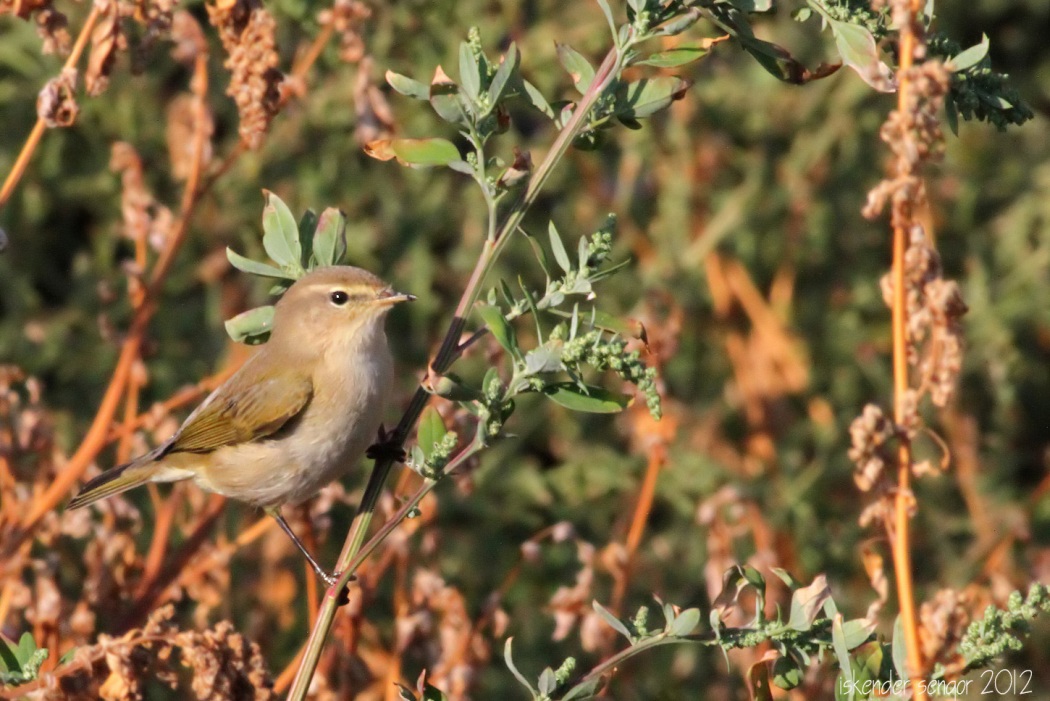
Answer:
69;266;414;583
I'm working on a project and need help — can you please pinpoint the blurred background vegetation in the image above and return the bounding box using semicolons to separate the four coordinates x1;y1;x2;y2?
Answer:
1;0;1049;698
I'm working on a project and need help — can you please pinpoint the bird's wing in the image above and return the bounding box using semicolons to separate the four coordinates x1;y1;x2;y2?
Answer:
166;365;313;454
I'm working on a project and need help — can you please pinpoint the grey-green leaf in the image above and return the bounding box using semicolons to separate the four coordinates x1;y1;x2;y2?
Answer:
638;47;710;68
261;190;303;272
668;608;700;637
947;33;989;72
548;221;572;273
556;44;595;93
312;208;347;266
391;138;462;167
545;384;629;413
503;639;536;695
592;601;633;640
522;79;555;119
477;304;519;358
524;344;564;375
297;209;318;269
538;667;557;695
614;77;690;120
787;574;831;631
828;19;894;92
562;678;601;701
418;406;446;461
386;70;429;99
459;41;480;103
487;43;518;107
226;248;298;279
224;305;275;344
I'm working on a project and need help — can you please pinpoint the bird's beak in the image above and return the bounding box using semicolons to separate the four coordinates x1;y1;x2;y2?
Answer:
375;289;416;306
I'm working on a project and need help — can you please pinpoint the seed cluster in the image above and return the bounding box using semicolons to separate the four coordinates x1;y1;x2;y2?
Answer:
562;330;661;419
206;0;284;150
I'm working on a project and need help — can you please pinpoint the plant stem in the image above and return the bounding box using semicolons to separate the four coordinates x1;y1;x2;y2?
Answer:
287;39;631;701
889;0;927;697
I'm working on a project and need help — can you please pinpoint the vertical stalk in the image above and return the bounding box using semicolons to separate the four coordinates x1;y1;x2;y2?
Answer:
889;1;926;696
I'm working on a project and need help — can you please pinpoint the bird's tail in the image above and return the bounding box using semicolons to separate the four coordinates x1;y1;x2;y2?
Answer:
67;458;159;510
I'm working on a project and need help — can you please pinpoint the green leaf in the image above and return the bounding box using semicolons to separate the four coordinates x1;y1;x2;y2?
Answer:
828;19;894;92
592;601;633;640
731;0;773;10
432;373;482;401
0;638;19;674
891;614;908;679
298;209;318;269
421;683;449;701
459;41;480;103
595;0;616;31
538;667;557;696
391;138;462;167
548;221;572;273
226;248;298;279
477;304;519;358
831;614;853;688
522;79;555;119
487;43;518;107
945;92;959;136
386;70;429;99
562;678;602;701
429;68;467;125
770;567;799;589
312;208;347;267
840;618;877;650
261;191;303;272
787;574;831;631
668;608;700;636
772;656;803;690
947;33;989;72
556;44;595;93
224;305;275;344
638;47;710;68
503;639;536;695
614;77;690;120
418;406;446;461
545;384;629;413
524;344;564;375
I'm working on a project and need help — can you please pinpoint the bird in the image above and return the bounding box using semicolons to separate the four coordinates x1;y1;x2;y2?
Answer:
68;265;415;584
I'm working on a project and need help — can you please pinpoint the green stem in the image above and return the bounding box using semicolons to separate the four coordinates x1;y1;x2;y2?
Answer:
287;38;632;701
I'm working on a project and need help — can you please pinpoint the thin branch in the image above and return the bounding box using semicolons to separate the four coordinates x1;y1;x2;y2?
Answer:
888;1;927;696
0;6;101;208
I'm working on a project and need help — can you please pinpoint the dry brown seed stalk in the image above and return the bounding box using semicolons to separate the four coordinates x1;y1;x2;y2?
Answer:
206;0;285;150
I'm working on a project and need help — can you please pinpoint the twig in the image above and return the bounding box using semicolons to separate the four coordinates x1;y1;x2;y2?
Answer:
116;494;226;632
0;6;101;208
888;1;927;696
610;442;666;614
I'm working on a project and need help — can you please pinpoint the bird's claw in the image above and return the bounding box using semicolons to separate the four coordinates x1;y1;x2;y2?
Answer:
323;570;356;607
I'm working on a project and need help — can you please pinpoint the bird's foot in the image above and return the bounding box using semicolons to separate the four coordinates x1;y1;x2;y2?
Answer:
322;570;355;606
366;424;407;463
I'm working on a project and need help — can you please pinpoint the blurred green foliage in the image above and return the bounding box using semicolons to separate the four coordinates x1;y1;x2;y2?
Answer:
2;0;1049;697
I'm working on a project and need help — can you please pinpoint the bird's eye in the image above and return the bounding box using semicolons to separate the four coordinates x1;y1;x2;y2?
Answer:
330;290;350;306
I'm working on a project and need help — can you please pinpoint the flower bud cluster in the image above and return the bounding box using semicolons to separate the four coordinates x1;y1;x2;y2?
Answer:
562;330;661;418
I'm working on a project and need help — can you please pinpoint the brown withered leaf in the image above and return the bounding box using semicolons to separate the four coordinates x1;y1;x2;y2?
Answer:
85;0;127;96
37;67;79;127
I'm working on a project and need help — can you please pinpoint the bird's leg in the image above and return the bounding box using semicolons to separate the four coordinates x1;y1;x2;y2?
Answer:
265;507;346;589
365;423;407;463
